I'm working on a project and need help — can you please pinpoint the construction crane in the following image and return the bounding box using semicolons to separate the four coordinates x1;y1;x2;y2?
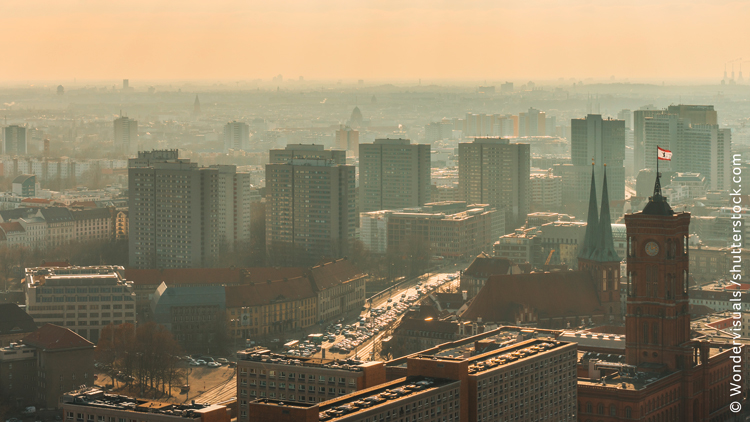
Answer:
545;249;555;266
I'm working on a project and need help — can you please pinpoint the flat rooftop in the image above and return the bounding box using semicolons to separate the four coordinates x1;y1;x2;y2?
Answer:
386;327;559;368
237;348;375;372
62;389;224;418
318;376;458;420
26;266;130;287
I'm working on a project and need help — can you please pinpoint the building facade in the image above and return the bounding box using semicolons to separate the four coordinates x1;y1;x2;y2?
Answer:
358;138;431;213
4;125;27;156
113;116;137;155
458;137;530;232
24;265;136;344
265;157;355;264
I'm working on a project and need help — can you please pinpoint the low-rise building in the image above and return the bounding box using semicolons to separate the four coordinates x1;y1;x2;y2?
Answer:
72;207;115;242
226;276;317;340
61;388;231;422
24;265;136;344
0;324;95;409
236;347;386;408
309;258;367;324
387;202;501;259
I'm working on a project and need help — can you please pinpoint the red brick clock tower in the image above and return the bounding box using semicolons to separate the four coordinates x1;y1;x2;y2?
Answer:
624;171;692;371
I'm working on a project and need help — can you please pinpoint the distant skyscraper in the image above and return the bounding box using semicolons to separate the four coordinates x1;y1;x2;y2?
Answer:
643;105;729;190
128;150;256;269
359;138;431;213
57;85;64;96
617;109;632;129
223;121;250;151
113;116;137;155
559;114;625;218
458;137;530;232
334;125;359;155
265;152;355;264
123;79;129;90
3;125;27;155
633;106;662;174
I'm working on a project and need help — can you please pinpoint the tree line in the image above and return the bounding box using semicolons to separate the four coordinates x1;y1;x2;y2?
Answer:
96;322;184;398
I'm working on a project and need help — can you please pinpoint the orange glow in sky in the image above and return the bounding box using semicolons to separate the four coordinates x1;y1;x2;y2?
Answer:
2;0;749;81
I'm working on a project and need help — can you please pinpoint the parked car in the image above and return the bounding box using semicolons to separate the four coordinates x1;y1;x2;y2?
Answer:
207;362;221;368
217;358;229;364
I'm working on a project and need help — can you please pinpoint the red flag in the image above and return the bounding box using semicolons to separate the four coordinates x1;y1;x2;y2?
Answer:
657;147;672;161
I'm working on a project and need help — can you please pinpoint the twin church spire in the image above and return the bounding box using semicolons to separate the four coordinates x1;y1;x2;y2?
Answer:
579;163;620;262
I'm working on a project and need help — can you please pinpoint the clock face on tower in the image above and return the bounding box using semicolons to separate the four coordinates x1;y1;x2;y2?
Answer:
645;241;660;256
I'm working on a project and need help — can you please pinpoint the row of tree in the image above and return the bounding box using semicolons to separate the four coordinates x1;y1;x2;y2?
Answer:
96;322;184;397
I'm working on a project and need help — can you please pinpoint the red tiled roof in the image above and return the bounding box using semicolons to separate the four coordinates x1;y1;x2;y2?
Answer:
308;258;365;291
69;201;98;208
0;222;25;234
225;276;315;308
125;268;247;286
124;267;306;287
245;267;306;284
21;198;51;204
463;253;513;278
461;271;603;322
22;324;94;350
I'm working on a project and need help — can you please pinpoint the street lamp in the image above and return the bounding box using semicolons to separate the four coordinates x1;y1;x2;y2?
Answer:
186;367;192;401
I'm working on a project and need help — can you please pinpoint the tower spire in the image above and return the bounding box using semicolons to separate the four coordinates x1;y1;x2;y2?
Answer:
593;164;619;262
579;162;599;260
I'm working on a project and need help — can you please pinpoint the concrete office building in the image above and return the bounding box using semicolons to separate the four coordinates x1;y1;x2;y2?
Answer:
224;121;250;151
129;150;255;269
458;137;530;232
3;125;27;156
643;108;731;190
633;107;662;175
24;265;136;344
113;116;137;155
359;138;431;213
266;154;355;264
563;115;625;218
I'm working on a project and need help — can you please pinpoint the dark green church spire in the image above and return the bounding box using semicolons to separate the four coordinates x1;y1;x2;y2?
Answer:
592;165;620;262
579;164;599;260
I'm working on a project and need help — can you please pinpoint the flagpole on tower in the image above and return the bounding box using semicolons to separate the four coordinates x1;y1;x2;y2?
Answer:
656;145;659;179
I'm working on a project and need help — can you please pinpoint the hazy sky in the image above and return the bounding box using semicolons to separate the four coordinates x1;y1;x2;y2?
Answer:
3;0;749;82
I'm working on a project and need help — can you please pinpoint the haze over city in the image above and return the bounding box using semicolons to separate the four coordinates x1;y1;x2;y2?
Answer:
2;0;750;82
2;2;750;422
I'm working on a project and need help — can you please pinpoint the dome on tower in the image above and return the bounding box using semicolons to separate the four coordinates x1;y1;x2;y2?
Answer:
349;106;363;127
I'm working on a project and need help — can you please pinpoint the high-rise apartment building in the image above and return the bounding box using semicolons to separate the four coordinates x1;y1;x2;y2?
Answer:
265;152;355;264
224;121;250;151
359;138;431;213
269;143;346;164
334;125;359;155
563;114;625;217
128;150;255;269
113;116;137;155
518;107;546;136
458;137;530;232
3;125;27;156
